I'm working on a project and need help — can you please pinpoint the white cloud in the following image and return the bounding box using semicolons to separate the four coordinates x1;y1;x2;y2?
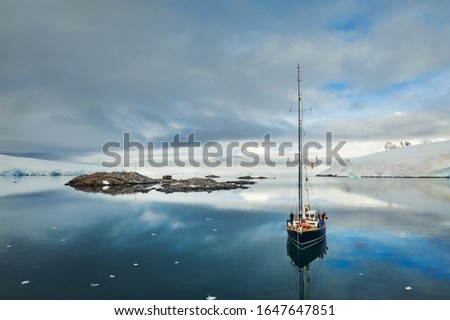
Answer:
0;0;449;160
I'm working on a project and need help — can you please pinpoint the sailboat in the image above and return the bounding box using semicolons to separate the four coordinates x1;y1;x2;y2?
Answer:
286;65;327;249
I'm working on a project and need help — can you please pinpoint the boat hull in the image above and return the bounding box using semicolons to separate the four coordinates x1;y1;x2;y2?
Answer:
287;226;326;249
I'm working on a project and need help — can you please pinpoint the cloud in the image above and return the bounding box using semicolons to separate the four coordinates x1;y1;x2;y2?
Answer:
0;0;449;160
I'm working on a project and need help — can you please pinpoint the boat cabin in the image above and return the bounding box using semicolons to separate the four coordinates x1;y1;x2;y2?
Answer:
287;210;323;230
304;210;320;227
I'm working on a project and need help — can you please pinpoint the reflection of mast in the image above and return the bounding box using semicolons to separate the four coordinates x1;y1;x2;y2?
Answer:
286;237;327;300
300;263;310;300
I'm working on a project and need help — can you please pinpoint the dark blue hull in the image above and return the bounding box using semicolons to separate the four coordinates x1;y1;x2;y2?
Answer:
287;226;326;249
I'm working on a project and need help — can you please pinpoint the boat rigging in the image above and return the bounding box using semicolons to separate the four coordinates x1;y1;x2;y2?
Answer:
286;65;328;249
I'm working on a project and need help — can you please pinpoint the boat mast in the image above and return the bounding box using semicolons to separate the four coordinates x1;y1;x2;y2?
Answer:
297;65;304;218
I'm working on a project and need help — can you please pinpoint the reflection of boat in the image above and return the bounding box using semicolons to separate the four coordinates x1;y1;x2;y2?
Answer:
286;237;327;300
286;65;327;249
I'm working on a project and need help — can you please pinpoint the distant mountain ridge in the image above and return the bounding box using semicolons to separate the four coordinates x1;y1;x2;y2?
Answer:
0;154;102;176
318;140;450;178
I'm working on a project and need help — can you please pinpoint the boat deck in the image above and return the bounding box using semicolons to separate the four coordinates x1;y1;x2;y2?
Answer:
287;224;322;232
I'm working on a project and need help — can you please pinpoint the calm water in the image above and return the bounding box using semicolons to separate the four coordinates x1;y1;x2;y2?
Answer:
0;175;449;299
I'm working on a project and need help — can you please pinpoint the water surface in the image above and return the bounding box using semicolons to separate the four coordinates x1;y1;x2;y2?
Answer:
0;176;449;299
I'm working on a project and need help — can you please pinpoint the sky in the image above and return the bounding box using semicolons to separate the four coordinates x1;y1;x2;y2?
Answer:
0;0;449;168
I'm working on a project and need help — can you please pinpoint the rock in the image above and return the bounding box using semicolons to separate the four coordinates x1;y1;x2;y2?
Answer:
65;171;257;195
66;171;156;187
227;180;256;185
237;175;268;180
157;178;255;194
205;174;220;178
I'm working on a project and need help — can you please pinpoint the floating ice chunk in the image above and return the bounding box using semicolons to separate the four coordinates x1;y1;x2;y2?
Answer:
52;226;57;229
358;273;363;276
90;283;100;287
151;233;156;236
6;245;11;248
206;294;217;300
102;180;110;185
405;286;412;290
61;239;66;242
174;261;179;264
206;218;212;221
133;263;139;266
109;275;115;278
213;229;218;232
21;280;30;285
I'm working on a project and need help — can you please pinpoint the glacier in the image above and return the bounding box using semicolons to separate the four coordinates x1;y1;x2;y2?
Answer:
318;140;450;178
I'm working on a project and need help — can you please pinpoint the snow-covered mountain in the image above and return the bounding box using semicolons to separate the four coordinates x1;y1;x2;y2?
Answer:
2;140;450;178
0;154;103;176
318;140;450;178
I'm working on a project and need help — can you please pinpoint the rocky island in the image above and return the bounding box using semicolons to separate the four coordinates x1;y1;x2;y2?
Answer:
237;175;268;180
65;171;256;195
